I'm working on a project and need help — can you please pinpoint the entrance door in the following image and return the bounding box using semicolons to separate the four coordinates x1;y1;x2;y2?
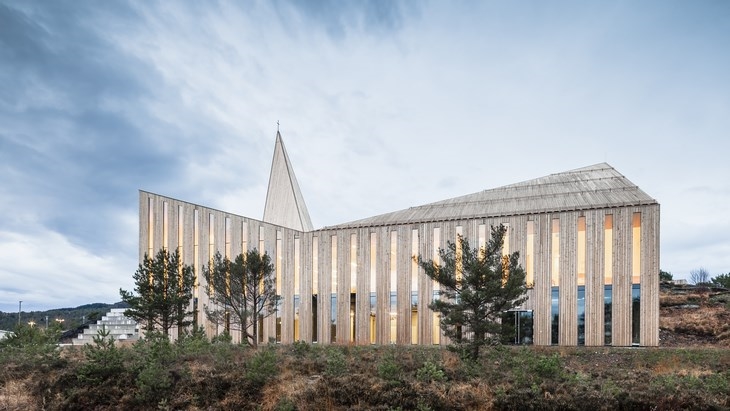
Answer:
502;310;533;345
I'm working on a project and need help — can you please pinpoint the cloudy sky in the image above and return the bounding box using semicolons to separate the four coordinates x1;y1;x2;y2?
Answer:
1;1;729;312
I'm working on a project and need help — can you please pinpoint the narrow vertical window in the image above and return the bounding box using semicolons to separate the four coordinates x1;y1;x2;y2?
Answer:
502;223;510;256
577;217;586;286
604;215;613;285
162;202;168;250
225;217;231;258
241;222;248;252
275;231;282;343
551;218;560;345
577;216;586;346
455;226;463;282
177;206;183;257
294;237;300;341
526;221;534;287
432;227;441;345
632;213;641;284
369;232;377;344
478;224;486;256
632;212;641;345
551;219;560;287
147;198;154;257
604;215;613;345
209;214;215;296
350;233;357;343
193;209;199;328
389;231;397;344
312;237;319;343
502;223;510;285
411;228;419;345
331;235;337;343
258;226;264;344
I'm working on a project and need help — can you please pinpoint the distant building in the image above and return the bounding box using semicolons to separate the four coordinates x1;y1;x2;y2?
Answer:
140;132;660;346
72;308;139;345
0;329;12;340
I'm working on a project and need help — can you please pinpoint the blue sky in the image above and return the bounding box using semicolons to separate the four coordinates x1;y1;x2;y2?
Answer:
1;1;729;312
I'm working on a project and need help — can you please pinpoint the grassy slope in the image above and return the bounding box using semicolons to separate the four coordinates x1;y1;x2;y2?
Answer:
1;287;729;410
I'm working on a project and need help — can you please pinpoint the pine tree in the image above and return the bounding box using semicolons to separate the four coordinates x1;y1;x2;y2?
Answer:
418;224;528;360
120;248;195;338
202;249;279;347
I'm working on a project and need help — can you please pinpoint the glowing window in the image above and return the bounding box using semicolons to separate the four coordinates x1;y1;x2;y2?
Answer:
526;221;534;288
551;219;560;287
604;215;613;285
577;216;586;286
632;213;641;284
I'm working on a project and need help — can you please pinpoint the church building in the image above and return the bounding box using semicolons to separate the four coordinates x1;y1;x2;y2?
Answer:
139;132;660;346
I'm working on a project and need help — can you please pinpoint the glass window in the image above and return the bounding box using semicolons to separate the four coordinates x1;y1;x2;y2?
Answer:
604;215;613;285
632;213;641;284
577;217;586;286
390;231;397;344
526;221;534;287
411;229;419;344
370;233;377;344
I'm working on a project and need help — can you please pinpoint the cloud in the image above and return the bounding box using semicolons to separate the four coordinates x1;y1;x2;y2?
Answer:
0;1;729;310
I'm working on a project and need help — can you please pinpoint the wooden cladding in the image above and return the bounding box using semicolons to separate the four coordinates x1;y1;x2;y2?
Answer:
139;191;659;347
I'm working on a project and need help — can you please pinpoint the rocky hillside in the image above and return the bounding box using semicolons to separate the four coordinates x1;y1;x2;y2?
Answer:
659;283;730;347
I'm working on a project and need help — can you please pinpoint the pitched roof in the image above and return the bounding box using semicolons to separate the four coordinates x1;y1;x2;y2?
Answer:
322;163;657;230
262;132;314;231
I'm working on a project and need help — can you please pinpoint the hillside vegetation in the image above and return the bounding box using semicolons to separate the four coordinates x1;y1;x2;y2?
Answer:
1;286;729;410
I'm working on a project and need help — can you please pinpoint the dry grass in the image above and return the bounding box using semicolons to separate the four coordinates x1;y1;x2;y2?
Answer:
0;378;35;411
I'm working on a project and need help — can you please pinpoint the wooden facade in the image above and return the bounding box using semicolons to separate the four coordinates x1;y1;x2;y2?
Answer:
139;135;659;346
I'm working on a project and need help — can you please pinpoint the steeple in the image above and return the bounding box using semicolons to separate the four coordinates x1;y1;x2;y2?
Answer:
262;131;314;231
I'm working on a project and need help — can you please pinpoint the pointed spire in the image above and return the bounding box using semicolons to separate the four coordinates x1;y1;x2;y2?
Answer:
262;131;314;231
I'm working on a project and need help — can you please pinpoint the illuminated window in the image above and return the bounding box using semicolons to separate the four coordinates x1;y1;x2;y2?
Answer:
478;224;486;257
411;229;419;345
502;223;510;256
193;209;199;297
432;227;441;345
208;214;215;296
225;218;231;258
350;233;357;343
551;218;560;345
604;215;613;285
390;231;397;344
551;219;560;287
241;221;248;253
147;198;153;257
632;213;641;284
502;223;510;285
162;202;168;250
177;206;183;257
577;217;586;286
331;235;337;343
258;227;264;254
294;237;300;341
369;232;377;344
312;237;318;343
526;221;534;287
276;231;282;343
455;226;463;282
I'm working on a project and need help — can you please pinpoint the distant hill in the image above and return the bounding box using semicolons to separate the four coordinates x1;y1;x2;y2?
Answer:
0;302;129;332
